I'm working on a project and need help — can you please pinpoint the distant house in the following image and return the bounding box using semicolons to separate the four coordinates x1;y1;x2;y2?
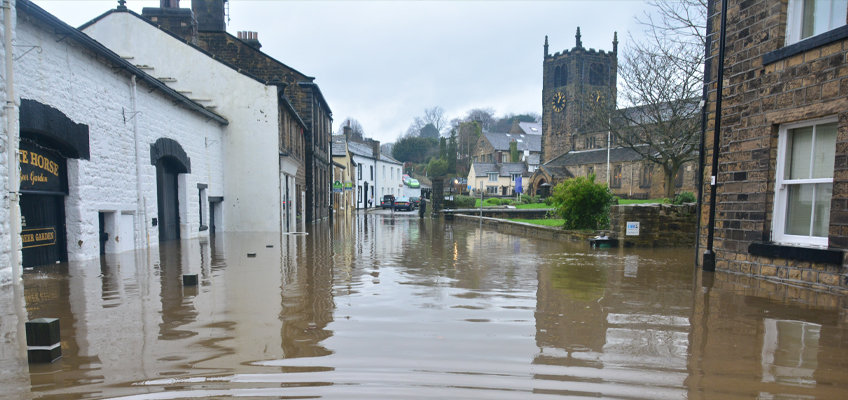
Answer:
347;139;403;209
518;122;541;135
467;163;531;196
472;132;542;165
332;135;355;214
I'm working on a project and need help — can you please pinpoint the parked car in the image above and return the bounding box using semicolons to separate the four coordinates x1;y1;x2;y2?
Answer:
403;175;420;188
393;196;414;211
380;194;395;209
409;197;420;208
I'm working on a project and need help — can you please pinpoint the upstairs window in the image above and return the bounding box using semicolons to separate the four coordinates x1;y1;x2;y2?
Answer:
488;172;498;182
786;0;848;44
773;117;837;247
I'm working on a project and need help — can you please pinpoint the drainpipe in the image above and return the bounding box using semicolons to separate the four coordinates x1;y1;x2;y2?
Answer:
5;0;19;281
130;76;148;248
703;0;729;272
696;0;716;267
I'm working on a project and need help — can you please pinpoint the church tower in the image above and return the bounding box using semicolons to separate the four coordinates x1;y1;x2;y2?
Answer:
541;28;618;163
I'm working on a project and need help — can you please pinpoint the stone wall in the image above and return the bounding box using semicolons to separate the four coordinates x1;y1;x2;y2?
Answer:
453;214;597;242
610;203;697;247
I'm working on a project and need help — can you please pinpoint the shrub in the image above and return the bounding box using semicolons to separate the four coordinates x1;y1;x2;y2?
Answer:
672;191;696;205
454;195;476;208
519;194;533;204
544;197;553;206
510;201;523;206
549;175;614;230
533;195;542;203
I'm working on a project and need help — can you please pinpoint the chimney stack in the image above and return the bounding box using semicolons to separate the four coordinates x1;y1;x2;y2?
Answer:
192;0;227;32
343;125;351;139
160;0;180;7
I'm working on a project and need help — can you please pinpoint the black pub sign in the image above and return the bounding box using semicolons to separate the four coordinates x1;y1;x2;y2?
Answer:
19;142;66;193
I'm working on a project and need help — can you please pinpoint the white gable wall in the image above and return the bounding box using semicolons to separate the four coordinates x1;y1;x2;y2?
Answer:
83;11;281;232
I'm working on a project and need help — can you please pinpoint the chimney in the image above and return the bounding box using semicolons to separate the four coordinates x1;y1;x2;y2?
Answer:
192;0;227;32
237;31;262;50
370;140;381;158
343;125;351;139
142;0;197;43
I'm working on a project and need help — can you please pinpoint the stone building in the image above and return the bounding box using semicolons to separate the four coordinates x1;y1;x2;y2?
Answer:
535;27;699;199
1;0;230;281
699;0;848;293
467;163;530;196
472;131;541;167
140;0;333;223
332;133;355;214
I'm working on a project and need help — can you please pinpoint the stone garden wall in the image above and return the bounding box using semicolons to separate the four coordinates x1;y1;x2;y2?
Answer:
609;203;697;247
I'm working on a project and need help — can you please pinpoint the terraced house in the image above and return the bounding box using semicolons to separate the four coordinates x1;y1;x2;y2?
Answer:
699;0;848;294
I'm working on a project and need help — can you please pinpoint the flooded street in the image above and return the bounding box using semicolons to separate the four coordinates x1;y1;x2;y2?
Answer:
2;213;848;399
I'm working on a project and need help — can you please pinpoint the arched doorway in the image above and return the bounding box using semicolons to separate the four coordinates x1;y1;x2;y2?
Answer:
150;138;191;242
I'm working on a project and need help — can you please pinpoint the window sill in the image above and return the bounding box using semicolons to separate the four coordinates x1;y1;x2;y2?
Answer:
763;25;848;65
748;242;843;265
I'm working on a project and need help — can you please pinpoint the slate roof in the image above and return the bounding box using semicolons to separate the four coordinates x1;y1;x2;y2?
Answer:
380;153;402;165
472;162;530;177
518;122;541;135
482;132;542;152
347;140;401;165
544;146;647;167
525;154;540;166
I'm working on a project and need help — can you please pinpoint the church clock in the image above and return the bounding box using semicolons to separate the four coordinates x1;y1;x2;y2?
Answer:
552;92;566;113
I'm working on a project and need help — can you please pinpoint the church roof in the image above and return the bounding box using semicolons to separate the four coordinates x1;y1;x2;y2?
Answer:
482;132;542;152
545;146;647;167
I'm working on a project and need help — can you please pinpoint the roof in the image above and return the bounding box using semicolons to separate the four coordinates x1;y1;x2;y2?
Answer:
380;152;402;165
544;146;646;167
471;162;529;177
347;141;375;159
331;135;347;157
482;132;541;152
525;154;540;165
19;0;228;125
518;122;542;135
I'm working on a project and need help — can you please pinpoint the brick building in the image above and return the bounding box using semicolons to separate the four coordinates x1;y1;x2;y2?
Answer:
140;0;333;223
699;0;848;293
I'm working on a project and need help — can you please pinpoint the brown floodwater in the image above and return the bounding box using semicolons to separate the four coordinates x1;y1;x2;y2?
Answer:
2;213;848;399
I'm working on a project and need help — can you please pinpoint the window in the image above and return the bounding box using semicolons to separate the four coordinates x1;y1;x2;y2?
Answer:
383;165;386;179
358;164;362;180
773;117;837;247
502;153;509;163
370;165;374;180
486;186;498;194
511;173;521;182
488;172;498;182
587;166;594;177
611;165;622;188
786;0;848;44
640;164;653;187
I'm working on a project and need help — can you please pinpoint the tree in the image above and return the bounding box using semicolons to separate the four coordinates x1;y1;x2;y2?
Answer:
420;123;440;139
465;108;496;131
585;0;705;199
392;136;439;164
423;106;449;134
448;130;457;174
490;113;539;133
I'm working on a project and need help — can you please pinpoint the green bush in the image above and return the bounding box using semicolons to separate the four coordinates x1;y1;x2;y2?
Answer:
544;197;553;206
672;191;696;205
509;201;523;206
454;195;476;208
519;194;533;204
533;195;542;203
549;175;614;230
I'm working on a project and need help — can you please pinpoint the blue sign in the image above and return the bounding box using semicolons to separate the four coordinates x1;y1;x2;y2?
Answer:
515;176;523;194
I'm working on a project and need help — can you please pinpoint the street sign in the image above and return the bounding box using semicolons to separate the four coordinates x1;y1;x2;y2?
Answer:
626;222;640;236
333;181;343;193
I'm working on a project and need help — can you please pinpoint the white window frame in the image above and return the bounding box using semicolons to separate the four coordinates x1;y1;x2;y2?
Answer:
511;173;520;182
488;172;498;182
786;0;848;45
772;116;837;248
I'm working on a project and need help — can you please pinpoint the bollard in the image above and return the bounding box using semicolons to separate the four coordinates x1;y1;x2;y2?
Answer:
26;318;62;363
182;274;198;286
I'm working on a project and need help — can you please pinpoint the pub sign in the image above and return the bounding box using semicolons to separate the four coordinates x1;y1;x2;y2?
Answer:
19;142;66;194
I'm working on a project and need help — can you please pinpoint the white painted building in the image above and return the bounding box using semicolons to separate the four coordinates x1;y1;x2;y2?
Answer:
1;1;230;282
348;140;402;208
81;8;286;234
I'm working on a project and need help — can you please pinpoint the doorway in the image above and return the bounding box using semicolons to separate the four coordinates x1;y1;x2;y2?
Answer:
156;157;181;242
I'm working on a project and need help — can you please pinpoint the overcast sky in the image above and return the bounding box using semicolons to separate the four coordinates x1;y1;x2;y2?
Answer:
33;0;652;144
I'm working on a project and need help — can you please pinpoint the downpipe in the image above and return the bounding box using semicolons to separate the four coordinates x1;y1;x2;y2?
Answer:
704;0;730;272
130;75;148;248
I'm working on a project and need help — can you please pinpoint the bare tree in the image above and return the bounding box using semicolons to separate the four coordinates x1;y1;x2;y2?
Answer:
465;108;496;131
423;106;449;135
587;0;705;198
336;117;365;139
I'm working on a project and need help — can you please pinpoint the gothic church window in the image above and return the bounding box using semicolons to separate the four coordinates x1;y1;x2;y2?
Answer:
561;66;568;86
640;164;653;187
554;66;561;88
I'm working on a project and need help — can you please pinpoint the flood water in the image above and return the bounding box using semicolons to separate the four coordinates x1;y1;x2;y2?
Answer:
2;213;848;399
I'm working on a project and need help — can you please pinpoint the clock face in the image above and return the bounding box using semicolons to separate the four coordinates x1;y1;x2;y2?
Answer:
592;90;604;103
552;92;566;113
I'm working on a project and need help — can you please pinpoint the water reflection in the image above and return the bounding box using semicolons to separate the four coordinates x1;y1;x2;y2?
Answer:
0;214;847;399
